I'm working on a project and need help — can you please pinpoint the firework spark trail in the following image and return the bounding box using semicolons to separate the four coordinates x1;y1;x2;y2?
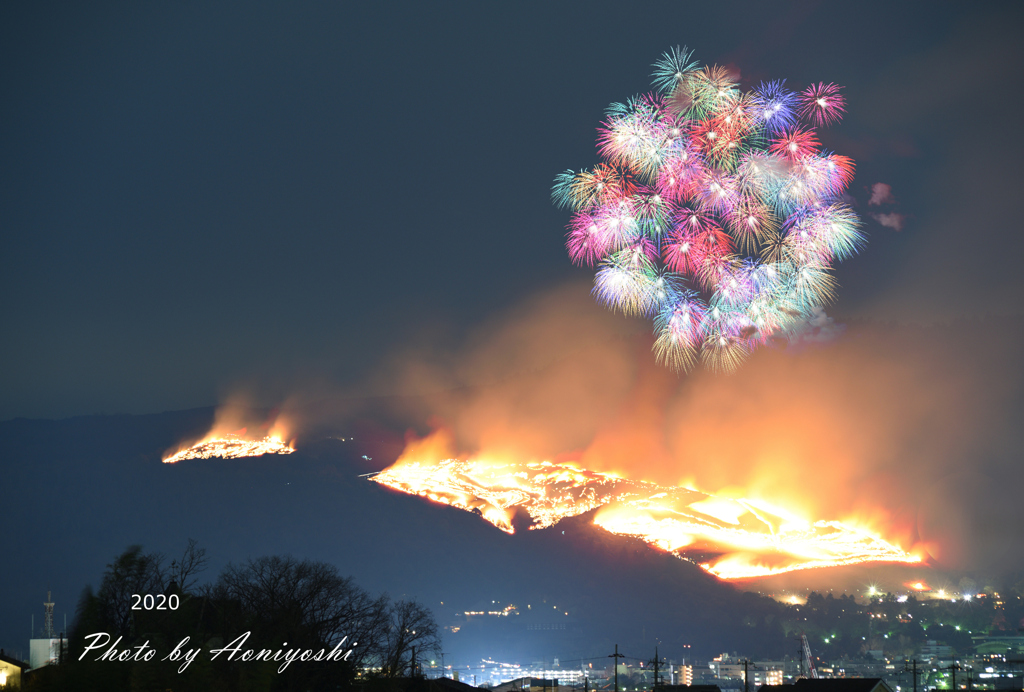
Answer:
554;47;863;373
371;457;919;580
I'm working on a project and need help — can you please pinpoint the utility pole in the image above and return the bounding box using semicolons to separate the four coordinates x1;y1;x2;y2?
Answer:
411;646;416;678
651;646;661;691
743;659;750;692
609;644;625;692
440;652;449;679
904;659;920;692
945;663;961;691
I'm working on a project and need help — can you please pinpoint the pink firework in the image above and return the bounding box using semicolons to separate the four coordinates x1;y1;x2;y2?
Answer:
662;226;703;276
674;206;715;234
798;82;846;127
566;211;614;266
655;143;706;202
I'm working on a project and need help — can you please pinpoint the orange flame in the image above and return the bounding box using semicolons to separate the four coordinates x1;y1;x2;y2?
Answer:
162;405;295;463
162;434;295;463
372;431;921;580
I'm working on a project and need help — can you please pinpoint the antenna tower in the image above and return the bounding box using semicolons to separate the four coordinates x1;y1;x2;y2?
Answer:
43;591;55;638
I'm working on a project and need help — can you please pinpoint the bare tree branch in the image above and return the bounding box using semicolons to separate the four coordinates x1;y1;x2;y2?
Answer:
167;538;209;593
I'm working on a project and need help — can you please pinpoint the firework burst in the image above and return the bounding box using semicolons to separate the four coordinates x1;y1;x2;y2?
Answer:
798;82;847;127
553;47;863;372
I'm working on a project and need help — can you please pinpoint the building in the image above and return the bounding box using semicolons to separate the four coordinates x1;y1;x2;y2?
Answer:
492;677;570;692
753;661;800;679
972;635;1024;656
918;641;953;663
29;590;68;669
709;659;787;686
0;649;28;688
670;664;693;685
29;636;66;669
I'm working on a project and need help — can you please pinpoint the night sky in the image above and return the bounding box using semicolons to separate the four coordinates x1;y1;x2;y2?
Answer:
3;0;1024;670
3;1;1022;421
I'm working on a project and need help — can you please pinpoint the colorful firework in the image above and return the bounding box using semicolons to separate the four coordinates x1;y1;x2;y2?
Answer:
554;47;864;372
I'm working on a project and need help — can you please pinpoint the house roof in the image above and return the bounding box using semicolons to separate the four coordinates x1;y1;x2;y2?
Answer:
795;678;890;692
361;676;484;692
0;650;28;670
758;679;891;692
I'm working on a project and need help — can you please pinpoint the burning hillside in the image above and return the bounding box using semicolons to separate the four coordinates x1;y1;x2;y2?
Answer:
162;406;296;463
371;453;921;580
162;433;295;463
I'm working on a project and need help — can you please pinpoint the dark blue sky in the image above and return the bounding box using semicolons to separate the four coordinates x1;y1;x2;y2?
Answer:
2;1;1022;420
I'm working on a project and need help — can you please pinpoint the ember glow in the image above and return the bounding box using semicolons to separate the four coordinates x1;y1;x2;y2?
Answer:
371;456;920;580
162;433;295;463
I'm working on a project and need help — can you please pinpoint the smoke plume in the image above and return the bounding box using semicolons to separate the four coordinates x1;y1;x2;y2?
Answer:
270;282;1024;577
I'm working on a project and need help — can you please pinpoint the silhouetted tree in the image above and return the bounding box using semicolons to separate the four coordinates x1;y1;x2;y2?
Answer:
211;555;391;667
378;598;441;678
96;545;165;638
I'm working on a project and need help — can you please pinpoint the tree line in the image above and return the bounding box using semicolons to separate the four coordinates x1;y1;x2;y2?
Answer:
24;540;441;692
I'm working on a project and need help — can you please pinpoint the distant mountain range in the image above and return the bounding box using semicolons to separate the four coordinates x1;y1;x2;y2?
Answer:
1;406;812;665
